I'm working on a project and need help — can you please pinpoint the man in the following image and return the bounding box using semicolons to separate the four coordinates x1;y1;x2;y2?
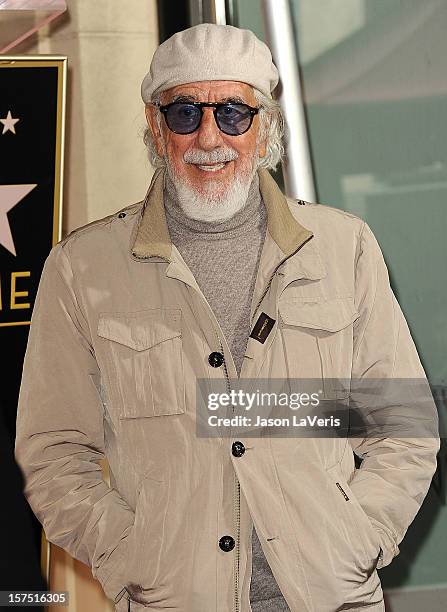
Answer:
15;24;439;612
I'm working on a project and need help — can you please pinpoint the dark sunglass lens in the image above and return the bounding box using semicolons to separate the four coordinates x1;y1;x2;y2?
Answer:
216;104;252;135
166;103;201;133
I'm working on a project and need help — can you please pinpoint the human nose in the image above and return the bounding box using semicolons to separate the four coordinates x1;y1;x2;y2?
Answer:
196;108;223;150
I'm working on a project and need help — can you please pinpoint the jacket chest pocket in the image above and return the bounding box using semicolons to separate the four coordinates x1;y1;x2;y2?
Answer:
97;308;186;419
277;296;359;386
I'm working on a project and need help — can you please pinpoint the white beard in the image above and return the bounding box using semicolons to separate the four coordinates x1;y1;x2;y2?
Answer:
165;157;260;223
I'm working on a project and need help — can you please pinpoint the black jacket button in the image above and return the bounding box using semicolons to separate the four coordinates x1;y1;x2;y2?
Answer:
208;351;224;367
232;441;245;457
219;535;235;552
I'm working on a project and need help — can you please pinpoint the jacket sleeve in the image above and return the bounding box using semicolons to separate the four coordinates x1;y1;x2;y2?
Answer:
14;241;133;602
348;221;440;569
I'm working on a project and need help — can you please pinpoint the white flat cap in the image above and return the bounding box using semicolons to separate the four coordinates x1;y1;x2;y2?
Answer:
141;23;279;102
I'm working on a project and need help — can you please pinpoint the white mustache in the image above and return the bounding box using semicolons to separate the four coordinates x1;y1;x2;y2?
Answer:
183;148;238;165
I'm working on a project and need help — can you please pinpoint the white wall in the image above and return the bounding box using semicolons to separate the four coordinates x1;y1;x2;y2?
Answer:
14;0;158;234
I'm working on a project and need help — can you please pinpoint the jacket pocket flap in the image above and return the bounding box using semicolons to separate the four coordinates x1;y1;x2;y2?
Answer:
278;297;359;332
97;309;181;351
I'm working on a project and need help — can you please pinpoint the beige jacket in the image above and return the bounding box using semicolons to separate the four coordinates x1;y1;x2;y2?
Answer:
15;168;439;612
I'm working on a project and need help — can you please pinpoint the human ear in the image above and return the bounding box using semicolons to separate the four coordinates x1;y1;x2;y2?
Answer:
145;105;165;158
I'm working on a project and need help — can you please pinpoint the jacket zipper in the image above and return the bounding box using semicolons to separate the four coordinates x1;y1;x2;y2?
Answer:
218;335;241;612
228;263;283;611
251;271;277;328
250;235;314;328
233;473;241;612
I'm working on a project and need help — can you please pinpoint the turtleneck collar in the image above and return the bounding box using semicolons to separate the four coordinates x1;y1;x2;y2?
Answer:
163;170;265;239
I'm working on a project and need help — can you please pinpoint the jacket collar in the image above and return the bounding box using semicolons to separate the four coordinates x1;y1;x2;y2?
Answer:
131;167;314;261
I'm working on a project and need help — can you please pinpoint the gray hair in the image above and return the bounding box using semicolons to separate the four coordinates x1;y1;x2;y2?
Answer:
142;86;285;171
253;88;285;170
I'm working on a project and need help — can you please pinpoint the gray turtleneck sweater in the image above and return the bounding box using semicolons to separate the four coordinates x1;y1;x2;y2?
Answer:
164;172;290;611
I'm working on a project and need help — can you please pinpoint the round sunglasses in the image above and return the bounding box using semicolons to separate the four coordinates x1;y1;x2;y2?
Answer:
154;101;259;136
